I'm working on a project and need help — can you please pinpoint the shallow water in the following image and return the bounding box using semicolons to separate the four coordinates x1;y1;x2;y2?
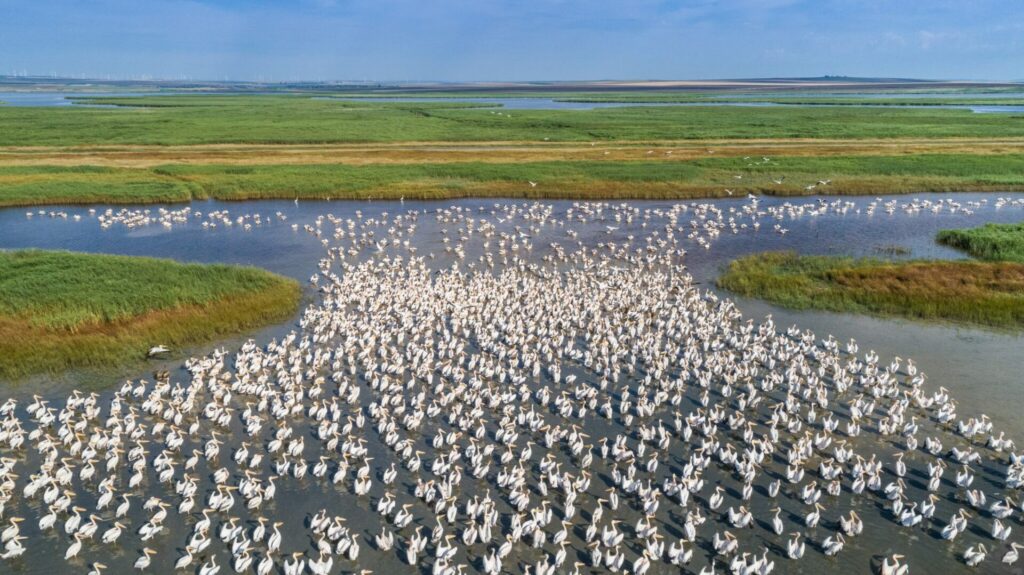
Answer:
0;91;157;108
323;96;1024;114
3;194;1023;428
313;96;709;110
4;91;1024;113
1;193;1023;575
727;91;1024;100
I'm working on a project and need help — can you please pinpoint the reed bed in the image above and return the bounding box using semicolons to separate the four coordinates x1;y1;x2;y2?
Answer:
717;251;1024;329
3;95;1024;146
937;221;1024;263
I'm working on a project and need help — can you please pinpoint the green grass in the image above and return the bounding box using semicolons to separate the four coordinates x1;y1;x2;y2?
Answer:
4;153;1024;206
0;166;197;206
689;153;1024;187
158;154;1024;199
717;251;1024;329
937;222;1024;263
154;161;705;200
2;94;1024;146
0;250;300;378
3;94;1024;207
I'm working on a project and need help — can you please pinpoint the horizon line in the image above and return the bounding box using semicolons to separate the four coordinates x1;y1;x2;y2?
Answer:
2;74;1024;87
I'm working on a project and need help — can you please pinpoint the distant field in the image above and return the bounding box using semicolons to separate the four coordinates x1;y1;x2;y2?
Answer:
0;95;1023;146
3;153;1024;206
340;90;1024;106
717;251;1024;330
562;96;1024;106
0;250;300;378
546;92;1024;106
1;94;1024;206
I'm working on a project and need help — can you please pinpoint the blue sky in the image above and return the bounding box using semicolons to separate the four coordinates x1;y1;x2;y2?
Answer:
1;0;1021;82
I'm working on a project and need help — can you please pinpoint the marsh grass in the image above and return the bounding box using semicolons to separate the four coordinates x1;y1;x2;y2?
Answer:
717;251;1024;329
937;222;1024;263
3;95;1024;146
0;166;196;206
3;95;1024;206
3;153;1024;206
0;250;300;378
2;95;1024;205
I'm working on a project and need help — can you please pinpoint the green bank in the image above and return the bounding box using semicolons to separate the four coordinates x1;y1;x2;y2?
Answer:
0;250;300;378
4;153;1024;206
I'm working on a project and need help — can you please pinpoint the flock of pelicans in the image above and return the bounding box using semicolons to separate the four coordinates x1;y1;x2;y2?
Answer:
5;196;1024;575
24;195;1024;239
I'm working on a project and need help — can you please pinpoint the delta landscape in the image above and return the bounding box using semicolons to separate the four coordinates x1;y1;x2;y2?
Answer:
1;2;1023;575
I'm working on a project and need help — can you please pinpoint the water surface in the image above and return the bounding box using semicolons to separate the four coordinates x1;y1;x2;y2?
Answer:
2;193;1023;575
3;194;1022;427
324;96;1024;113
5;91;1023;113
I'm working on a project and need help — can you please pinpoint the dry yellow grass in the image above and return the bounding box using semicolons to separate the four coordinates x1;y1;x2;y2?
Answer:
1;137;1022;168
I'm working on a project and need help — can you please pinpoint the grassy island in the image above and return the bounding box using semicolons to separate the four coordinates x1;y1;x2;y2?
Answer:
0;250;300;378
717;251;1024;329
937;221;1024;263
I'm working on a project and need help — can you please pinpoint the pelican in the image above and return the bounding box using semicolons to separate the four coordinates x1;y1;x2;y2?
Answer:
822;533;845;556
65;533;85;561
134;547;156;570
101;521;126;544
1;536;27;559
786;533;805;559
148;345;171;357
1003;542;1023;565
1;517;24;542
964;544;987;567
284;552;305;575
881;554;908;575
199;555;220;575
770;507;783;535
